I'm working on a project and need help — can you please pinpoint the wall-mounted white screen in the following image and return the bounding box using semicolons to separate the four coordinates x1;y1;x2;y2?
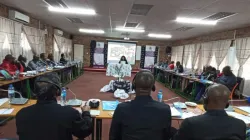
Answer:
107;41;136;64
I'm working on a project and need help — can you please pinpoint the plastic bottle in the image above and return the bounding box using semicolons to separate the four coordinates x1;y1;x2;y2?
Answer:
8;84;15;102
61;87;67;106
157;89;163;102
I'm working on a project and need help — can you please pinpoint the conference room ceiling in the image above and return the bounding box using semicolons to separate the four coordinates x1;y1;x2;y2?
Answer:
2;0;250;40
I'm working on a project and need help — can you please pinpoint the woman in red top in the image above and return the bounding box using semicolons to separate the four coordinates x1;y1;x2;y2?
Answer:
0;54;24;75
168;61;175;70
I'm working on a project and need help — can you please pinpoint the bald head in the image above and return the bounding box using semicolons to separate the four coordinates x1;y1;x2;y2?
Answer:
204;84;230;110
134;70;155;96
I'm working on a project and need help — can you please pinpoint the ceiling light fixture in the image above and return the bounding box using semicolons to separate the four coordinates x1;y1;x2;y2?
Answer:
115;28;145;33
124;37;130;40
148;34;172;38
176;17;217;25
48;6;96;15
79;29;104;34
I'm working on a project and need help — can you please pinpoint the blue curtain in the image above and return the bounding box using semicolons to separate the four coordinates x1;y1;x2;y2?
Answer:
104;44;108;67
90;40;96;67
140;46;146;68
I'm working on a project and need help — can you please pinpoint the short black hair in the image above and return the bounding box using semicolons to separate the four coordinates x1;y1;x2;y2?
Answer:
61;53;64;57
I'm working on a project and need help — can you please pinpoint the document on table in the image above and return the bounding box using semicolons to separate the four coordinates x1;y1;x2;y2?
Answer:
90;110;100;116
0;98;9;106
0;108;14;115
236;106;250;114
75;108;100;116
181;112;198;119
227;111;250;124
171;107;181;117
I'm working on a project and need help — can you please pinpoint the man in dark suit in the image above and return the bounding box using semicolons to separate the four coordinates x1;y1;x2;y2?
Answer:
173;84;246;140
16;73;92;140
109;70;172;140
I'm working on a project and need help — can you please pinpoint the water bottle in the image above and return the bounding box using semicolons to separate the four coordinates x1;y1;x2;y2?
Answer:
15;70;20;79
157;89;163;102
8;84;15;102
60;87;67;106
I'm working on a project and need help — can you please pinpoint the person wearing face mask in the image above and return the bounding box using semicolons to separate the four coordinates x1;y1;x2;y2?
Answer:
119;56;128;64
173;84;246;140
0;54;24;75
27;54;43;71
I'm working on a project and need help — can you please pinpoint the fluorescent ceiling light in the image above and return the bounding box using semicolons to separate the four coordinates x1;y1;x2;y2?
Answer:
176;17;217;25
148;34;172;38
79;29;104;34
48;6;96;15
115;28;145;33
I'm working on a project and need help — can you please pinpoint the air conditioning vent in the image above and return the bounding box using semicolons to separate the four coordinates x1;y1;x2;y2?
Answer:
67;17;83;23
204;12;236;21
121;33;130;36
125;22;138;28
9;10;30;24
175;26;194;31
130;4;153;16
44;0;68;8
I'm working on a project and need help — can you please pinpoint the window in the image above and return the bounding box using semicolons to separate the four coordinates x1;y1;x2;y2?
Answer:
209;53;217;68
20;33;32;63
242;58;250;96
186;54;192;69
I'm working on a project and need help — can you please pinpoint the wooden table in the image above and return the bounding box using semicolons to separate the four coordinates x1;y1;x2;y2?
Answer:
0;99;36;117
94;101;204;140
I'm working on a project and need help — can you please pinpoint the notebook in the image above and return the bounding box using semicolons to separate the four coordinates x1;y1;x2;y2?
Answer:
102;101;119;111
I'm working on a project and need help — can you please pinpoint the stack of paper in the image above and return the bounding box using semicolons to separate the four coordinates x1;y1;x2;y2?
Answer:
236;106;250;114
90;110;100;116
0;108;14;115
181;112;198;119
171;107;181;117
0;98;9;106
227;111;250;124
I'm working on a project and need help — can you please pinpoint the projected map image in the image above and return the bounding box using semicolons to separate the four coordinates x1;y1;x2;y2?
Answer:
108;41;136;64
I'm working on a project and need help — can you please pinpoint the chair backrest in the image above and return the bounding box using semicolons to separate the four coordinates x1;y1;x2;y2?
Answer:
229;83;239;100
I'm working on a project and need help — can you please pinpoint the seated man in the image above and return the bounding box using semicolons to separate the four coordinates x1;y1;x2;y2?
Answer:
173;84;246;140
0;54;24;75
39;53;48;66
176;61;183;73
27;54;43;70
109;70;172;140
216;66;237;91
47;53;57;66
16;72;92;140
60;53;68;65
17;55;27;72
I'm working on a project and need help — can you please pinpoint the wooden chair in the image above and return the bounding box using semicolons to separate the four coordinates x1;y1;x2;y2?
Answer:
229;83;239;100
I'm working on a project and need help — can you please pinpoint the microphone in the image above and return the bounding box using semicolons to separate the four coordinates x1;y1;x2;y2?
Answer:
65;87;82;106
66;87;76;100
0;88;28;105
27;65;35;71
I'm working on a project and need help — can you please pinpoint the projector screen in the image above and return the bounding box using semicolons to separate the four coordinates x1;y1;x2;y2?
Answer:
107;41;136;64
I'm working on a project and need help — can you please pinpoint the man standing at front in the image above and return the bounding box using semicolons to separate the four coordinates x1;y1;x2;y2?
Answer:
109;70;172;140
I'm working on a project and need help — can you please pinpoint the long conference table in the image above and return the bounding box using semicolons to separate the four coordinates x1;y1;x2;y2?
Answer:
0;63;83;98
1;99;250;140
154;67;214;101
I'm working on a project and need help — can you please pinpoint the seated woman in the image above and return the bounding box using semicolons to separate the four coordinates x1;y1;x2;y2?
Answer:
119;56;128;64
